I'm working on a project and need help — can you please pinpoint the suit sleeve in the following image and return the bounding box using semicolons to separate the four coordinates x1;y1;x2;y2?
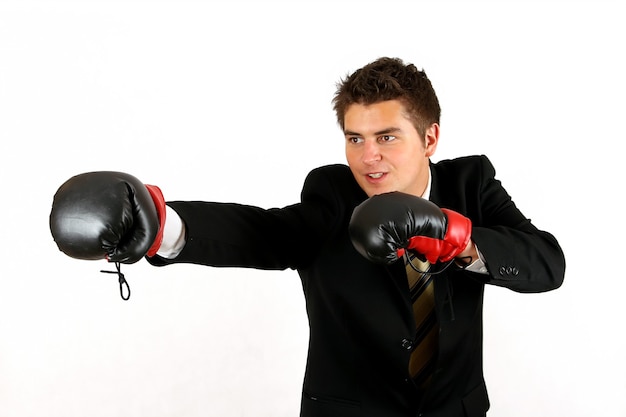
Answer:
146;165;354;271
469;156;565;293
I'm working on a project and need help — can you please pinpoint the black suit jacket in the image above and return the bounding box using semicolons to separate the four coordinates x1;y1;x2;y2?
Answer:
149;155;566;417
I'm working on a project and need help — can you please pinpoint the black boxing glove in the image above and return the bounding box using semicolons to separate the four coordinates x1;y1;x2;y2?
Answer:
50;171;166;264
349;191;472;265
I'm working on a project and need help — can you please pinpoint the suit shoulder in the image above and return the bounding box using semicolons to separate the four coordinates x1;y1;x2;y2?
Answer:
304;164;354;187
308;164;352;177
432;154;496;177
302;164;365;201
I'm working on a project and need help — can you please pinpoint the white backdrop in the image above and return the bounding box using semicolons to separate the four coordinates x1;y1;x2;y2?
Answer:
1;1;624;416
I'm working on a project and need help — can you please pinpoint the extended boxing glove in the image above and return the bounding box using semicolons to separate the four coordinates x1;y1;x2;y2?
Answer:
49;171;166;264
348;191;472;265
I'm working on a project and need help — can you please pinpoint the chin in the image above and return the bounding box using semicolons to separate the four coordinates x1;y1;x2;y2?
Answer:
364;187;397;197
357;178;396;197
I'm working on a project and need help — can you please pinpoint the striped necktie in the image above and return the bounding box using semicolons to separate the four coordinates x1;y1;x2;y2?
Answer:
405;252;439;388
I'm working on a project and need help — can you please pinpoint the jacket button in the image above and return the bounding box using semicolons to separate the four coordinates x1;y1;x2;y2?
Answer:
499;266;506;276
401;339;413;350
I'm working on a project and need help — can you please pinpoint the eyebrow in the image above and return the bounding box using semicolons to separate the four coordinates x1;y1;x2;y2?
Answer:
344;127;402;136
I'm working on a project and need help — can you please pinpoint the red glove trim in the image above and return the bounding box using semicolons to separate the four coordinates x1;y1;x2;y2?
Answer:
404;209;472;264
440;208;472;262
406;236;444;264
145;184;166;257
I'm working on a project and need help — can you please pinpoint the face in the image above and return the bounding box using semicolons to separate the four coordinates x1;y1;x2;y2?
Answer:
344;100;439;197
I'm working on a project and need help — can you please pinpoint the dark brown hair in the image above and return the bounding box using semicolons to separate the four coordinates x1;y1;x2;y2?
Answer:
332;57;441;138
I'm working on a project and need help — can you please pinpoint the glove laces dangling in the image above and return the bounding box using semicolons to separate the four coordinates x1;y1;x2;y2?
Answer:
100;262;131;300
404;252;455;276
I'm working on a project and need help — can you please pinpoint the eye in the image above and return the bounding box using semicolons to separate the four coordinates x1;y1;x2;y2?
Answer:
347;136;363;144
379;135;396;143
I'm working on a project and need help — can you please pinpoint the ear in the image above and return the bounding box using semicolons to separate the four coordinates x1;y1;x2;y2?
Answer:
424;123;440;157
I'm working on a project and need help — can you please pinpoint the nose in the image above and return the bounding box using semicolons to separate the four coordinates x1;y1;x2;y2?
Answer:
362;141;381;164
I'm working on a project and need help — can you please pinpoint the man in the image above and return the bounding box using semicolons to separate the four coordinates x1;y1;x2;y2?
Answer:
50;57;566;417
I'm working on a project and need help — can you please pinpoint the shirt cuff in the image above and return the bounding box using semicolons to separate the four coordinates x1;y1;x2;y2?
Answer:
464;247;489;275
156;205;186;259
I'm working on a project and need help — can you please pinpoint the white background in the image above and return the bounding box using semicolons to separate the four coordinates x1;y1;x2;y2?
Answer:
1;1;624;416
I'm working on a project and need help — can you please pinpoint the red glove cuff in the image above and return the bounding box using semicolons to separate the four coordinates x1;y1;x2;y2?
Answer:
402;209;472;264
145;184;166;257
440;208;472;261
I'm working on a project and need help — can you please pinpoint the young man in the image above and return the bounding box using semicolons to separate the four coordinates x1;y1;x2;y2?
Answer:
50;57;566;417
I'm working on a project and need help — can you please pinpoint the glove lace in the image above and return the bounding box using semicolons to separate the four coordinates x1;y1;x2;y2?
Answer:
100;262;131;300
405;252;455;276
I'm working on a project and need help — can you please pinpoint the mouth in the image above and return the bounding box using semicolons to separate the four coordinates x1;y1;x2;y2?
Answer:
365;172;387;183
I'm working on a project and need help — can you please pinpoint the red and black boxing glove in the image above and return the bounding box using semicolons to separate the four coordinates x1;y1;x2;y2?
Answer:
49;171;166;264
348;191;472;265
